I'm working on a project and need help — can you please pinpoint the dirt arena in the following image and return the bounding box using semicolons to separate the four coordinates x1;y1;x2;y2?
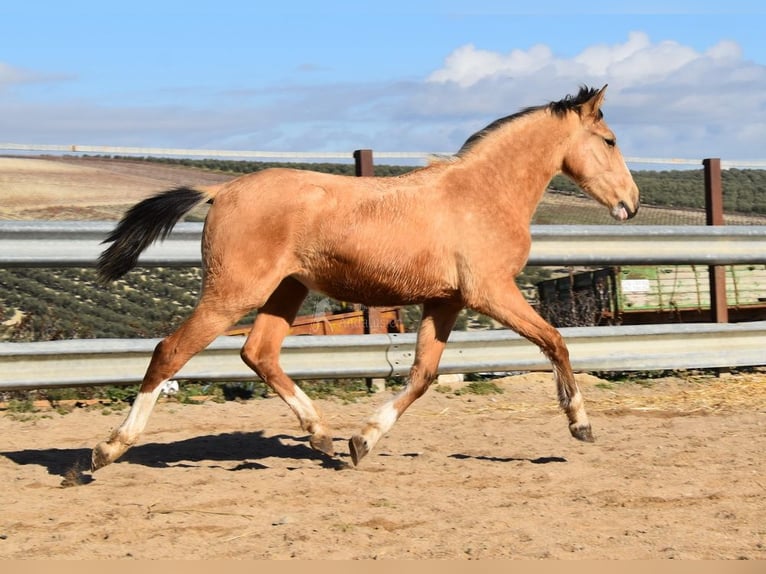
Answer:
1;372;764;559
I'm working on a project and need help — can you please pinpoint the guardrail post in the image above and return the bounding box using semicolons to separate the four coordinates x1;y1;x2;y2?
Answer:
703;158;728;324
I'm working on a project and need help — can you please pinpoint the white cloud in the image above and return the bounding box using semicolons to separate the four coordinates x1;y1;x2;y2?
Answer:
0;62;35;88
579;33;700;84
573;31;652;76
705;40;742;62
418;32;766;161
426;31;739;88
427;43;556;87
0;61;73;91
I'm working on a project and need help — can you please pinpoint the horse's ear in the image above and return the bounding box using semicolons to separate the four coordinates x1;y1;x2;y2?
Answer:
582;84;608;118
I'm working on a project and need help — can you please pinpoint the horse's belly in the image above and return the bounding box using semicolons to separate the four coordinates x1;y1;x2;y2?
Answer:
295;256;458;306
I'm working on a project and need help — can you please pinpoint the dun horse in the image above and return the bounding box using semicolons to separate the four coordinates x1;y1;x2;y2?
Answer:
92;85;639;471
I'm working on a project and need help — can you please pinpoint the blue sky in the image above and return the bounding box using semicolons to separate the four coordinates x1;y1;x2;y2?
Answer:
1;1;765;165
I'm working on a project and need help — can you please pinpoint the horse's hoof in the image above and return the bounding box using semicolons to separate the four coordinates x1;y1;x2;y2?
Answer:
570;423;595;443
309;433;335;457
91;442;113;472
349;435;369;466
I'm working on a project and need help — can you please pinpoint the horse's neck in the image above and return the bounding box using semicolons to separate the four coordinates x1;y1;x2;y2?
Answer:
454;112;567;219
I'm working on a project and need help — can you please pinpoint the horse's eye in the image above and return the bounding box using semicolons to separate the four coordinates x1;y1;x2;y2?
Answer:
604;137;616;148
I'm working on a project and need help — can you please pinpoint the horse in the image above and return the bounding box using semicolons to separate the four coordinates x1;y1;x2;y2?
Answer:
91;84;639;471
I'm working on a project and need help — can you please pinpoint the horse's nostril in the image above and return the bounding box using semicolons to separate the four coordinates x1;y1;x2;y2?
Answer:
620;200;638;219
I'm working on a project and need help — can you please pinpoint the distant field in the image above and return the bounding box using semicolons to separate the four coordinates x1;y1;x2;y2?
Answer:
0;156;229;220
2;154;765;225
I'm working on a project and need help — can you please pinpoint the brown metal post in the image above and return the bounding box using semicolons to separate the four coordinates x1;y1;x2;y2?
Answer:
703;158;728;323
704;158;724;226
353;149;374;177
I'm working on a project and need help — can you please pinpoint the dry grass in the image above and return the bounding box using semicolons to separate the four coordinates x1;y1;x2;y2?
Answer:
443;372;766;419
590;373;766;416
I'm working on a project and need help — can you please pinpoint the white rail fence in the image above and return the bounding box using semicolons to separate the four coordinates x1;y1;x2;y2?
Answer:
3;142;766;168
1;223;766;390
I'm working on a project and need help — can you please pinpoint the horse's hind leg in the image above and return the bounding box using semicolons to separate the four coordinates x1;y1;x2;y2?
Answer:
91;298;247;471
349;299;461;465
239;278;334;457
472;283;593;442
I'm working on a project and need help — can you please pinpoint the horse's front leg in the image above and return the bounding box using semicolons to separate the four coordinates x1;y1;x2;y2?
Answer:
349;299;461;465
472;282;594;442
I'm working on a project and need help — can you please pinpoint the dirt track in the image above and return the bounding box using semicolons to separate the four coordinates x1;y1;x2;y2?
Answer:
2;373;765;559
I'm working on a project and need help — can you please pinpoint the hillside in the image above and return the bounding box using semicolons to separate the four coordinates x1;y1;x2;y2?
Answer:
0;156;230;221
2;155;765;224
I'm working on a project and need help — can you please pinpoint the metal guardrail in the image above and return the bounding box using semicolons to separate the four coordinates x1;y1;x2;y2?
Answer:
1;322;765;391
2;222;766;267
530;225;766;266
1;223;765;390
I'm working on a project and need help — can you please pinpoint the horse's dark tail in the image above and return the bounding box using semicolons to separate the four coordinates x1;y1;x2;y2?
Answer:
97;185;219;283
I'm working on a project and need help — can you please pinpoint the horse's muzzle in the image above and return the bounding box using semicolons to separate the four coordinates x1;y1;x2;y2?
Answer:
612;200;639;221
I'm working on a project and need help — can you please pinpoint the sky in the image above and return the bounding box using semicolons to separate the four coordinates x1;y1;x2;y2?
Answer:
1;0;765;167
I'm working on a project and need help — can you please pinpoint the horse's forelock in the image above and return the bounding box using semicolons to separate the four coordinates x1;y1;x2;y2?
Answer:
548;85;602;118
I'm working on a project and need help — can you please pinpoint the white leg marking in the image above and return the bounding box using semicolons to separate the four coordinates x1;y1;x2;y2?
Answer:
115;382;164;444
361;400;400;450
284;385;323;433
554;369;590;429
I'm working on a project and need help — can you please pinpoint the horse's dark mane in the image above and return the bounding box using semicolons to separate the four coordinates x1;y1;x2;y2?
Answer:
456;85;601;157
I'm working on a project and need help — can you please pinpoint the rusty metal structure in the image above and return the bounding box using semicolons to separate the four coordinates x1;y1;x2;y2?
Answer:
226;306;405;337
536;265;766;327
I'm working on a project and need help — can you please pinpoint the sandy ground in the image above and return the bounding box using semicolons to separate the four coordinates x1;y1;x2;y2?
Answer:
1;372;765;560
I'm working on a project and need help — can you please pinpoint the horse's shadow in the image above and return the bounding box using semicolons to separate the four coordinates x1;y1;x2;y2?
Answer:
2;433;568;485
1;430;346;482
449;453;567;464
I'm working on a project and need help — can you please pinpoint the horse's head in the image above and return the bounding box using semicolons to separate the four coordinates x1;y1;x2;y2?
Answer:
560;85;640;221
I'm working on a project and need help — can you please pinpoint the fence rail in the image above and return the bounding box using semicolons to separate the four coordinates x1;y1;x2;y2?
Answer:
1;322;765;391
1;223;765;390
2;222;766;267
